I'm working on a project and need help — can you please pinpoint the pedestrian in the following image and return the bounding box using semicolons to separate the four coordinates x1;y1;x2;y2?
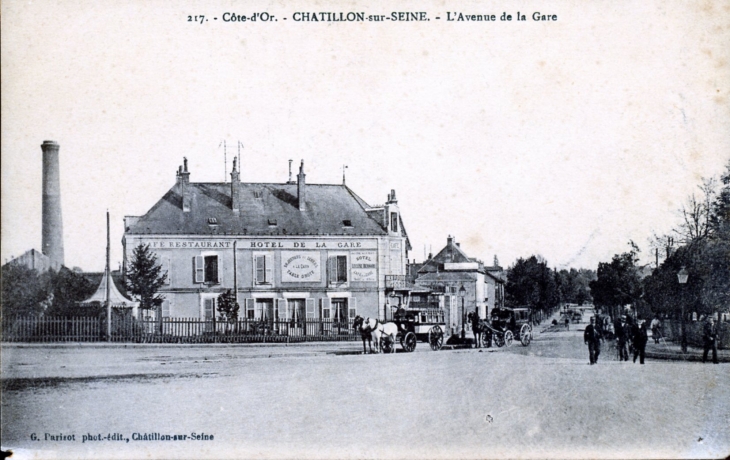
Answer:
703;316;719;364
584;316;602;364
615;316;629;361
565;316;570;331
632;320;648;364
650;315;661;344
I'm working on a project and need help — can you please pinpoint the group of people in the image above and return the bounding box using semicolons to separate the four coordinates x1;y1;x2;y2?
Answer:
583;314;648;365
584;313;721;365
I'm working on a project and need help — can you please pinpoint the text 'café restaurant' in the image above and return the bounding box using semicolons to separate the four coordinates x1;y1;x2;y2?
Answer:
123;159;411;323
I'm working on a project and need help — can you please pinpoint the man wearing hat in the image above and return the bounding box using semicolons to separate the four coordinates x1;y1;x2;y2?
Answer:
703;316;719;364
584;316;602;364
616;315;629;361
632;319;648;364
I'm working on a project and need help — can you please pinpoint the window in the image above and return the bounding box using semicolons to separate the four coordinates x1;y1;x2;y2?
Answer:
246;299;255;319
203;297;216;320
161;300;171;318
254;254;273;284
161;258;171;285
390;212;398;232
342;219;353;227
194;255;219;284
327;255;348;284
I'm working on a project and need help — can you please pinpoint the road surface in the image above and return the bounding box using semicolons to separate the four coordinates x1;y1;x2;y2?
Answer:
2;326;728;459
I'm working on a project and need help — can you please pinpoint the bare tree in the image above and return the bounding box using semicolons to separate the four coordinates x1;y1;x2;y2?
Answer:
673;177;717;244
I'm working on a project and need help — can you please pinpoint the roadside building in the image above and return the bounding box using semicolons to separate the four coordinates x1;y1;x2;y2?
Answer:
412;235;504;334
122;159;410;324
3;248;62;273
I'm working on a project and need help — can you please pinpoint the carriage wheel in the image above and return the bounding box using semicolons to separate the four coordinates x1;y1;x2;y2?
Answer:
504;330;514;347
494;333;505;348
428;325;444;351
381;335;394;354
520;324;532;346
402;332;417;352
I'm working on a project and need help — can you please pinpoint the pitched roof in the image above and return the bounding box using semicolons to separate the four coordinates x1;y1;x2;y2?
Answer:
126;182;398;237
418;237;478;273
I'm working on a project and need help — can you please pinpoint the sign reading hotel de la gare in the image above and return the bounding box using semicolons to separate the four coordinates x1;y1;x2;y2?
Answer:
140;238;379;282
141;238;379;250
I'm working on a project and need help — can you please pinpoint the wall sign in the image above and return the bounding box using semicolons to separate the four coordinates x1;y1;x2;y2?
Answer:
351;251;377;282
281;251;321;282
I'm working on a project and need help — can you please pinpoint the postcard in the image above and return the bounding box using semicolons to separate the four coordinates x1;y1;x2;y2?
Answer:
2;0;729;459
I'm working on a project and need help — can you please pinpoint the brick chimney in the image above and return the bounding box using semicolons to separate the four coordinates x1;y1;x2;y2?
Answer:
231;157;241;213
41;140;64;268
178;157;191;212
297;160;306;211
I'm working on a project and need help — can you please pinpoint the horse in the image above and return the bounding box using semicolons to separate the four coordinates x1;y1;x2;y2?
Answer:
467;311;483;348
360;317;399;353
352;315;374;354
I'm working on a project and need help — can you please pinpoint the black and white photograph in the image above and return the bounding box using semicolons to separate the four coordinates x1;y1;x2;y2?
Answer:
1;1;729;458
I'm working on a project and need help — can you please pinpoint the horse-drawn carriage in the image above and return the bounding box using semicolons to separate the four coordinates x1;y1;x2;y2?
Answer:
471;307;533;347
353;307;446;353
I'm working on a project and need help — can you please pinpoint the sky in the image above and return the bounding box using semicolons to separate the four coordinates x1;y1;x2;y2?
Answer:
2;0;729;272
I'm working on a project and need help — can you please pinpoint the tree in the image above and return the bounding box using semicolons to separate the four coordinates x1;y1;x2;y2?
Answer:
1;264;48;316
125;244;167;323
555;268;595;305
217;289;240;322
1;264;96;317
505;255;559;313
589;243;643;319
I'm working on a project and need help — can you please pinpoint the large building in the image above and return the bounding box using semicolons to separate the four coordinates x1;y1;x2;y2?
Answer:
122;159;411;323
411;235;505;332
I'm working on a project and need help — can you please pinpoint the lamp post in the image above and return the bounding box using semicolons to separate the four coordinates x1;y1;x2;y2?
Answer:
459;284;467;340
677;266;688;353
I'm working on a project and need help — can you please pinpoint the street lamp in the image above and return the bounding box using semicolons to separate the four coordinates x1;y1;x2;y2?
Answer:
677;266;689;353
459;284;467;340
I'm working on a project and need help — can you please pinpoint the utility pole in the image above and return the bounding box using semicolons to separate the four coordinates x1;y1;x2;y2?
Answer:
106;210;111;342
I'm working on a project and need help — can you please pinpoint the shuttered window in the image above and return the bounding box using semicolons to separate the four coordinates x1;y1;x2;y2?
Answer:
194;255;219;284
306;298;316;319
194;256;204;283
349;298;357;319
204;297;216;320
254;254;273;284
161;300;171;318
245;298;255;319
327;255;348;284
162;258;171;285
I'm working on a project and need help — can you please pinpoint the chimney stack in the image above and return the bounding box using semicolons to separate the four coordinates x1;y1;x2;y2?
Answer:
178;157;191;212
231;157;241;213
41;140;64;268
297;160;306;211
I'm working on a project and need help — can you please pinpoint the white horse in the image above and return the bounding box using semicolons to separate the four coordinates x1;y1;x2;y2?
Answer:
362;317;399;353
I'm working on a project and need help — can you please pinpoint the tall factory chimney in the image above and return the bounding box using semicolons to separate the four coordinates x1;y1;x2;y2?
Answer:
41;140;65;268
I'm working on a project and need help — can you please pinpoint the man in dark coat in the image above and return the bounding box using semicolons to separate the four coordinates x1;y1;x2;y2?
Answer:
615;316;629;361
584;316;602;365
632;320;648;364
703;317;719;364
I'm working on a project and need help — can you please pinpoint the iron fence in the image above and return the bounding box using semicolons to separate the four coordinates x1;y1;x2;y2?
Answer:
1;316;361;344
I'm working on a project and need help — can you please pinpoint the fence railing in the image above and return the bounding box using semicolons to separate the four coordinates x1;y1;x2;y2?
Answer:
1;316;362;344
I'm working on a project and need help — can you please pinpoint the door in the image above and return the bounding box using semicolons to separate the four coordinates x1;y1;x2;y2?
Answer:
331;298;348;334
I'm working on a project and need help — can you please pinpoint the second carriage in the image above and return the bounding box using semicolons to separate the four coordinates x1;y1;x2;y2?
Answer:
478;306;534;347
